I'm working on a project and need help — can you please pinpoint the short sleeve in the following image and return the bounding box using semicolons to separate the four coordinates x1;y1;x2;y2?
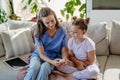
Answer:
68;38;73;50
34;31;43;46
86;38;95;52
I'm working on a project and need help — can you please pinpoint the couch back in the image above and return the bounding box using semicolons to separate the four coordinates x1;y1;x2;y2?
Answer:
110;20;120;55
1;19;120;59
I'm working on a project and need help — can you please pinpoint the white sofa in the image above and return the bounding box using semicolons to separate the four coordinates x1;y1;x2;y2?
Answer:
0;19;120;80
0;19;36;80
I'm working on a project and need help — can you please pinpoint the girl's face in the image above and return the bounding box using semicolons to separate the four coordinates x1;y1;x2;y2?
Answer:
42;14;56;30
71;25;86;40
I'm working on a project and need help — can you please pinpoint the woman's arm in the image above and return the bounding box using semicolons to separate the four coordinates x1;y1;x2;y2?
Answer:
61;47;70;66
61;47;69;60
37;46;62;67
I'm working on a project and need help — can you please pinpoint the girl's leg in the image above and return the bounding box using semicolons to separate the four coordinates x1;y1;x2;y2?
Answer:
52;70;71;77
36;62;55;80
24;56;41;80
72;64;100;79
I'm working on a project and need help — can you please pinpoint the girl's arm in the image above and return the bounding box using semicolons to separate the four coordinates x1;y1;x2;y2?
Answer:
83;50;95;66
69;50;86;70
37;46;62;67
69;50;95;68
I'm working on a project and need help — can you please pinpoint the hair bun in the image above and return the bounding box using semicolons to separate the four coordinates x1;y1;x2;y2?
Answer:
84;18;90;25
72;16;77;23
72;16;77;21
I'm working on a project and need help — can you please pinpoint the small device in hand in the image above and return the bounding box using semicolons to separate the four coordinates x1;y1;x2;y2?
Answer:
59;59;65;62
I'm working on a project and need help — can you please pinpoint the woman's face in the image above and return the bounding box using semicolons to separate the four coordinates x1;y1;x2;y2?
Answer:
71;25;85;40
42;14;56;30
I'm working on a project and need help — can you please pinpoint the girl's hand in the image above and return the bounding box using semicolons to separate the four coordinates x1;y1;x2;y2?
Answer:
76;61;86;70
64;59;70;65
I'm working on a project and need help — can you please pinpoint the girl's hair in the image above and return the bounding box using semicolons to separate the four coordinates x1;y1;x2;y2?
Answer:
36;7;60;38
72;18;90;31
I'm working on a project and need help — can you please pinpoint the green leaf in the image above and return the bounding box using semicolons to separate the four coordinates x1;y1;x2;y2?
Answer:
28;0;32;5
21;0;24;3
79;3;86;12
65;2;70;8
31;3;37;14
22;5;27;10
80;13;84;18
60;10;65;17
75;0;81;5
71;7;75;15
66;14;69;21
83;9;86;13
48;0;51;2
65;1;75;9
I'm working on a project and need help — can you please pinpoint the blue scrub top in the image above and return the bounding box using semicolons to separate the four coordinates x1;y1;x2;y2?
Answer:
31;27;67;60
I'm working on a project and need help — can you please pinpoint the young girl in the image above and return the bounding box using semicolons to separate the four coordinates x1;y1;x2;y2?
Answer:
24;7;68;80
52;18;100;80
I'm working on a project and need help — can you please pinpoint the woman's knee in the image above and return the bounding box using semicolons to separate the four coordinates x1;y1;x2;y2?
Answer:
29;57;41;71
40;62;54;74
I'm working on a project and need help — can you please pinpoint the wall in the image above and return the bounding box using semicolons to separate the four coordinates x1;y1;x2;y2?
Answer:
86;0;120;27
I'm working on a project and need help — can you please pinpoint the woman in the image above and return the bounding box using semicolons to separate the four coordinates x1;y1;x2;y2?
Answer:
24;7;68;80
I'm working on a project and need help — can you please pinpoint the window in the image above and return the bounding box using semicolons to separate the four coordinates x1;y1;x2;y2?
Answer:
93;0;120;10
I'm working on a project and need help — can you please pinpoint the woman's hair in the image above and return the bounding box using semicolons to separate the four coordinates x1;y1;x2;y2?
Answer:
36;7;60;38
72;18;90;31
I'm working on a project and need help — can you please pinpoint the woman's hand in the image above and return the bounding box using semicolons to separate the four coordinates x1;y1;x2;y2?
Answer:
52;58;65;67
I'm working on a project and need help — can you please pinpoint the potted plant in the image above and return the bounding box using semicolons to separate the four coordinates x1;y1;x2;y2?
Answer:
21;0;50;15
0;6;7;24
21;0;50;21
60;0;86;21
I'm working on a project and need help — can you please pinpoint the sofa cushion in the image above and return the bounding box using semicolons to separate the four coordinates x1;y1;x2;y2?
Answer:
1;28;35;58
0;23;7;57
7;19;36;30
0;33;5;57
103;55;120;80
110;20;120;54
96;38;109;56
97;56;108;74
87;22;109;56
0;23;8;31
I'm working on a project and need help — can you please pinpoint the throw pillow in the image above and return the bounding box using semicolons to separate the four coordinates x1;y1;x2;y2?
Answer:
1;28;35;58
87;22;109;56
1;31;14;58
110;20;120;54
7;19;36;30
